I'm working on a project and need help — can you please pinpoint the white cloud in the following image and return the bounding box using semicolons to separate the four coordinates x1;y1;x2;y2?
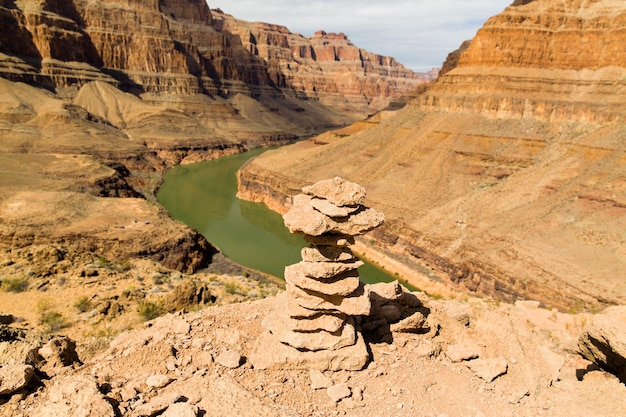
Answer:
206;0;512;72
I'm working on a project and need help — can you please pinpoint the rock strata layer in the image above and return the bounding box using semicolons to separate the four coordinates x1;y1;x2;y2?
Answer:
251;177;383;370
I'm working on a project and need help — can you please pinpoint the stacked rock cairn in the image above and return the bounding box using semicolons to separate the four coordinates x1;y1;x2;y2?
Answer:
251;177;384;371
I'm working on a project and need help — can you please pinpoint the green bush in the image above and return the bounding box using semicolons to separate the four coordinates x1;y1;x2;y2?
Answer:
40;311;67;332
1;276;29;293
223;282;240;295
137;301;164;321
74;296;92;313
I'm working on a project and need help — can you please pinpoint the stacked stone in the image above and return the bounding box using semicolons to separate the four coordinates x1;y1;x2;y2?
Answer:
251;177;384;371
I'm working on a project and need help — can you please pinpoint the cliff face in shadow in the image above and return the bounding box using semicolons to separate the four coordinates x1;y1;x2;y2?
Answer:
238;0;626;312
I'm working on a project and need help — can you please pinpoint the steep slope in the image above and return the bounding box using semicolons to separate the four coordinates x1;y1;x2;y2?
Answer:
238;0;626;311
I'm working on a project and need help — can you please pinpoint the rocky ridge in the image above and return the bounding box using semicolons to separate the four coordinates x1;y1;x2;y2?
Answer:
2;290;626;416
237;0;626;312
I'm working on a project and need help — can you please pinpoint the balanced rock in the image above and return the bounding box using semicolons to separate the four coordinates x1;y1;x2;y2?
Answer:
302;177;366;206
251;177;383;371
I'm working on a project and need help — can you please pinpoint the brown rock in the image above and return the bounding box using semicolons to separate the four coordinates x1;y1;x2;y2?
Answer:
216;350;242;369
39;336;80;377
296;261;364;280
287;283;372;316
578;306;626;383
284;194;384;236
269;316;356;352
446;344;480;363
250;330;369;371
389;311;428;333
162;403;198;417
465;357;508;382
327;383;351;403
310;198;360;218
302;177;366;207
309;369;333;390
304;234;355;247
285;264;361;296
0;364;35;395
272;293;346;332
301;246;355;263
146;373;173;389
29;375;116;417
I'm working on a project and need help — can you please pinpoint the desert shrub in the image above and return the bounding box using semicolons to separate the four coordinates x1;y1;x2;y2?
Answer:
40;311;67;332
1;276;29;293
74;296;92;313
223;282;240;295
137;301;164;321
94;256;112;268
115;259;132;272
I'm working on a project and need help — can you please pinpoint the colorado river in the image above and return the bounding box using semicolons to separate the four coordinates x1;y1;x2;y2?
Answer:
157;148;398;284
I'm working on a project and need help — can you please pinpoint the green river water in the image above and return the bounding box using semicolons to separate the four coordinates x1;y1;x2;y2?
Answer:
156;148;397;284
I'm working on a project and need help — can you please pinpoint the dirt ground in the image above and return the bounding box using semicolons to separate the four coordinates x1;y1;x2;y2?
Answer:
3;292;625;417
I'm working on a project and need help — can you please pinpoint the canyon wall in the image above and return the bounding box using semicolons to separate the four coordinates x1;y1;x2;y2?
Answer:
238;0;626;311
0;0;430;120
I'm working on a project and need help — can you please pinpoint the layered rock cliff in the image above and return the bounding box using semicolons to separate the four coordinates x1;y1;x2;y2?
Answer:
238;0;626;311
0;0;429;121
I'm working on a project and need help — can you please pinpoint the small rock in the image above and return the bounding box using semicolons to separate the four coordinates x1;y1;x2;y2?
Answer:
352;386;363;401
414;340;441;358
146;373;173;389
446;344;480;363
131;392;184;417
171;319;191;335
327;383;351;403
389;311;427;333
162;402;198;417
192;351;213;369
310;369;333;390
0;314;14;325
465;357;508;382
0;364;35;395
216;350;242;368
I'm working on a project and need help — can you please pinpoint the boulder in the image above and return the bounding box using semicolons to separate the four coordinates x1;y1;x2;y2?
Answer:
39;336;80;377
578;306;626;383
29;375;115;417
0;364;35;395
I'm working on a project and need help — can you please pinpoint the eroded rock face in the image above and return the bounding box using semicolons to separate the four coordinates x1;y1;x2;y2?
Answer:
251;177;383;370
0;0;430;118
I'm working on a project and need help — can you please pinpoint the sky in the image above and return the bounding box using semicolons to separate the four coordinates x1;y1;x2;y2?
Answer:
205;0;514;73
